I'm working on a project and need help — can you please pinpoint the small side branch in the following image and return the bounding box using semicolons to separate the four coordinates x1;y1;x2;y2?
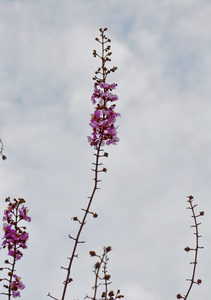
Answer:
176;195;204;300
86;246;124;300
47;292;59;300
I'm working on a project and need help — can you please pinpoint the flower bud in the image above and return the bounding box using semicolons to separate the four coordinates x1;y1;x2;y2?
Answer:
105;246;112;252
95;262;100;269
104;274;111;280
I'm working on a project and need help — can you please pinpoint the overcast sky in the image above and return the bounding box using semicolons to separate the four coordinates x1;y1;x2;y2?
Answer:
0;1;211;300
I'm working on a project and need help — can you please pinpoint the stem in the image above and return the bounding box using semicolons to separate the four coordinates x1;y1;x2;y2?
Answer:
61;140;104;300
184;199;201;299
101;33;106;82
177;196;204;300
93;252;106;300
103;258;108;300
8;203;20;300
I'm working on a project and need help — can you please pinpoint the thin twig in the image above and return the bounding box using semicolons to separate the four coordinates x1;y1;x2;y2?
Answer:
176;195;204;299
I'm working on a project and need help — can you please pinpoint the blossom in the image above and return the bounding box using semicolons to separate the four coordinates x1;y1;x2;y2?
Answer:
2;222;29;260
10;274;25;298
88;82;120;149
19;205;31;222
1;198;30;297
99;82;117;90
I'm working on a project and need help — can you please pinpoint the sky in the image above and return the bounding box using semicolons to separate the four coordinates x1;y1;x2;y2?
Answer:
0;0;211;299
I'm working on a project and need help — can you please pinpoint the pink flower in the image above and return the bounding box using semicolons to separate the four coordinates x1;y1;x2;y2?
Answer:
2;203;30;259
99;82;117;90
88;82;120;149
1;198;30;297
10;274;25;298
19;205;31;222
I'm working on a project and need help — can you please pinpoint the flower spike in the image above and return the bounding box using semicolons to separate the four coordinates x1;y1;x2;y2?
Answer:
0;197;31;299
88;29;120;150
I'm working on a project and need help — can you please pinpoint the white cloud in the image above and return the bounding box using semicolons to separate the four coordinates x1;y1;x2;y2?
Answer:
0;1;211;300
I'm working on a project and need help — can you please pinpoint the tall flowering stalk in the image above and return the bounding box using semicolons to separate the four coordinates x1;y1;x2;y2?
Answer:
0;197;31;299
48;28;120;300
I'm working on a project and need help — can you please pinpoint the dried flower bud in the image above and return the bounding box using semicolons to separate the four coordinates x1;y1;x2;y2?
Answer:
176;294;183;299
93;50;97;57
95;262;100;269
72;217;78;221
105;246;112;253
101;291;106;297
89;251;96;257
184;246;191;252
199;211;204;216
188;195;194;200
108;291;114;296
104;274;111;280
197;279;202;284
117;295;124;299
93;213;98;218
19;198;25;204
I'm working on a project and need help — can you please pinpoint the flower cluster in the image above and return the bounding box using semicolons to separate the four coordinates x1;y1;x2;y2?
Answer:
1;197;31;298
2;223;29;260
88;82;120;149
2;199;31;260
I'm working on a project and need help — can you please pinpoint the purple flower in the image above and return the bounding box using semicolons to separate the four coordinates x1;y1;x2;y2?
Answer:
2;202;30;259
19;205;31;222
1;198;30;298
88;82;120;149
99;82;117;90
10;274;25;298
